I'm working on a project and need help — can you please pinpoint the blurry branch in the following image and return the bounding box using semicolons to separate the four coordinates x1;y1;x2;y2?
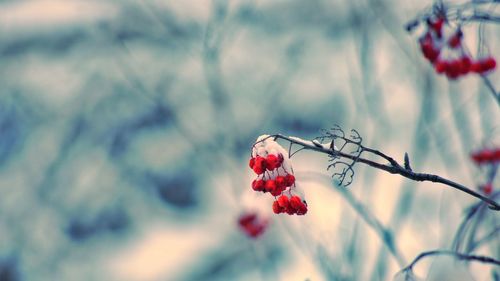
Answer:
254;129;500;210
458;13;500;23
401;250;500;273
469;226;500;251
332;179;406;266
481;76;500;105
453;191;500;252
301;172;405;267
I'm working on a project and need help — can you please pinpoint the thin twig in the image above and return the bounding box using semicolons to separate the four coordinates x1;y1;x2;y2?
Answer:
481;76;500;105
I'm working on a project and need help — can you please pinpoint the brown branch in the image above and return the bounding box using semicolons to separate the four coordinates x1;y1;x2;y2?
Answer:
261;134;500;210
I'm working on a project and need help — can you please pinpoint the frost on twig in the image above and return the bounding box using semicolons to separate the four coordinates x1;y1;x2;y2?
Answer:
316;125;364;187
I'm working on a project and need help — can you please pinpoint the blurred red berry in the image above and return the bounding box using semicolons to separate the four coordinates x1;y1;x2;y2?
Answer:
471;61;482;73
238;213;257;226
459;56;471;74
420;41;440;63
471;148;500;165
238;212;268;238
482;183;493;195
472;57;497;74
448;32;462;48
483;57;497;72
427;16;444;38
434;60;448;74
445;60;461;79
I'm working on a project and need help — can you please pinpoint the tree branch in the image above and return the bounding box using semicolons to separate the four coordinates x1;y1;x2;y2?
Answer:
259;134;500;210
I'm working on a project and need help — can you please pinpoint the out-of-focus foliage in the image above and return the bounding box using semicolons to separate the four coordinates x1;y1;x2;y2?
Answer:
0;0;498;280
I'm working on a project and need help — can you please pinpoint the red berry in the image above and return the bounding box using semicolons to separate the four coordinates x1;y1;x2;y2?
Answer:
238;213;257;227
471;61;482;73
290;196;302;209
446;60;461;79
421;41;440;63
272;201;282;214
249;158;255;169
473;57;497;74
434;60;448;74
265;180;277;193
285;206;296;215
493;149;500;162
252;180;266;192
277;195;290;208
266;154;279;171
244;223;265;238
431;18;444;35
277;154;284;165
296;204;308;215
271;188;283;196
253;156;267;174
448;33;462;48
285;174;295;187
459;56;471;74
238;213;268;238
471;149;495;165
482;183;493;195
483;57;496;72
275;176;286;189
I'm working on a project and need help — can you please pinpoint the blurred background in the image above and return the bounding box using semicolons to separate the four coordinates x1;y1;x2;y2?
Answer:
0;0;499;280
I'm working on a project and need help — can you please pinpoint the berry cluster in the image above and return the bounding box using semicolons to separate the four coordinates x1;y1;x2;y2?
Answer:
470;148;500;165
470;147;499;195
238;212;268;238
273;194;307;215
418;15;496;79
249;136;308;216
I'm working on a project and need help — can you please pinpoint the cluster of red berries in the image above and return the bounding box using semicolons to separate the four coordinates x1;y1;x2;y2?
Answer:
250;136;308;216
238;212;268;238
272;194;308;215
419;16;496;79
470;147;499;196
250;155;295;196
470;148;500;165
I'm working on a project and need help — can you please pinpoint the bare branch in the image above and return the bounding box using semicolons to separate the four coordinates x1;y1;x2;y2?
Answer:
256;133;500;210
